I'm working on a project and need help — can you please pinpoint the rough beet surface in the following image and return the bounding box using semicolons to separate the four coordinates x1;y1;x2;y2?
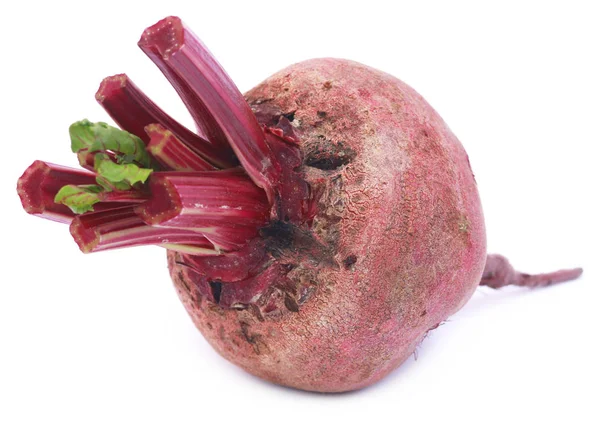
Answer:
168;58;487;392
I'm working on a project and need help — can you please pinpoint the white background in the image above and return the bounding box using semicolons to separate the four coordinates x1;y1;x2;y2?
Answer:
1;1;598;420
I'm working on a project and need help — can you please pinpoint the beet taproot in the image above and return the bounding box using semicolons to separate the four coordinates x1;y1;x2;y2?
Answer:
16;16;582;393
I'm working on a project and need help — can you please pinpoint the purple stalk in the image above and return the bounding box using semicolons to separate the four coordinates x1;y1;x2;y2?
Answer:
16;161;126;223
96;74;237;168
138;17;281;202
136;170;270;250
145;123;215;171
70;206;217;254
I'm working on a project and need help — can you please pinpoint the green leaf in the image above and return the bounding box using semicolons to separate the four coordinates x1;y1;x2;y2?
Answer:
69;120;151;168
69;119;96;153
94;175;112;191
95;175;130;192
54;184;104;214
94;154;153;187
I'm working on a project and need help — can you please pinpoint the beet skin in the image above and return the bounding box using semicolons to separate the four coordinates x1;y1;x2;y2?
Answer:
168;58;487;392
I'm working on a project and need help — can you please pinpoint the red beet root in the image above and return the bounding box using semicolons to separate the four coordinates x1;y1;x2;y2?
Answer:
16;16;582;393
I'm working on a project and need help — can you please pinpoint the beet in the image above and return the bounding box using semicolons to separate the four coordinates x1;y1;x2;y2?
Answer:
16;16;582;393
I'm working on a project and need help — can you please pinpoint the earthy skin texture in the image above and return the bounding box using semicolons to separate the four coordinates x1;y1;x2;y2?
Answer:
167;59;487;392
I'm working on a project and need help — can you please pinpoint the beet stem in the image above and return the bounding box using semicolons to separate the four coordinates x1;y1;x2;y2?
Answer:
96;74;237;168
137;170;270;250
138;16;281;202
70;206;217;254
145;123;215;171
480;254;583;288
17;161;117;223
16;17;308;256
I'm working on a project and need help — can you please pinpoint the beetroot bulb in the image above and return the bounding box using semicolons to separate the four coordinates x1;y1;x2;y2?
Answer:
17;16;582;393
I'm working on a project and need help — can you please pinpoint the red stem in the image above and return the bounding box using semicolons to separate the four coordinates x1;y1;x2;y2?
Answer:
138;17;280;202
145;123;215;171
137;23;230;150
70;206;215;254
137;170;270;250
96;74;237;168
17;161;124;223
99;189;149;203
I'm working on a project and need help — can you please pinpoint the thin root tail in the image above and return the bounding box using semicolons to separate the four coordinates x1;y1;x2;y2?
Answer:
480;254;583;289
